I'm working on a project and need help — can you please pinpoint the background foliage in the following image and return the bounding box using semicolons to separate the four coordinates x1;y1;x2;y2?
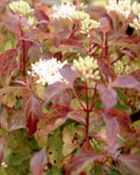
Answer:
0;0;140;175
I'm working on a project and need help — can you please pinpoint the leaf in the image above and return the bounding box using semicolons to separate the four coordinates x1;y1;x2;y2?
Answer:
64;148;104;175
25;95;42;136
62;122;84;157
105;109;131;126
111;75;140;91
44;82;66;103
102;109;132;156
31;149;47;175
118;154;140;175
103;114;120;156
108;168;120;175
46;166;62;175
36;104;70;144
59;65;78;87
44;65;77;103
97;84;117;109
67;111;86;125
0;48;17;76
0;139;4;164
47;129;63;166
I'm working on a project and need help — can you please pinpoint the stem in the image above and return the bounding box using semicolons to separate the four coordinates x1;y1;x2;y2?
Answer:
20;38;26;76
85;108;90;142
74;0;80;9
89;83;97;111
72;89;86;111
101;32;108;59
84;81;90;142
99;32;115;82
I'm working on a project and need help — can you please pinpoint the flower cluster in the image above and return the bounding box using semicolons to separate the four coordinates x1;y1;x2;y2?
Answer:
9;0;33;16
52;2;76;20
106;0;132;18
73;56;100;80
130;2;140;30
107;0;140;30
73;11;100;34
29;58;67;85
51;2;99;34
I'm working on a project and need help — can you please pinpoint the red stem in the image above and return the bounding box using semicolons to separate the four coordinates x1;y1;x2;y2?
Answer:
84;82;90;142
18;21;27;76
74;0;80;9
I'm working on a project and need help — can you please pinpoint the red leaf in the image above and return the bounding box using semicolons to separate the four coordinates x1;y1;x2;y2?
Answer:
37;104;70;137
25;96;42;135
118;154;140;175
31;149;46;175
97;84;117;109
26;113;39;136
111;75;140;91
102;109;132;156
0;49;17;76
105;109;131;130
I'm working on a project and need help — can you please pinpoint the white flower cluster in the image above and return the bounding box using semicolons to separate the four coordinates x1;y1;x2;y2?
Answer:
73;56;100;80
106;0;132;18
52;2;76;19
107;0;140;30
29;58;67;85
9;0;33;16
73;11;100;34
130;2;140;30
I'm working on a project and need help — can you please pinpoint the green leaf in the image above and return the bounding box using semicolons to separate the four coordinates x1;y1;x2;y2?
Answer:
46;166;62;175
47;129;63;166
95;101;103;109
132;120;140;128
108;168;120;175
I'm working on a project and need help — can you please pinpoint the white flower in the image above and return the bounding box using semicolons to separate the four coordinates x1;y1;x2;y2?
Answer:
52;2;76;19
29;58;67;85
106;0;132;18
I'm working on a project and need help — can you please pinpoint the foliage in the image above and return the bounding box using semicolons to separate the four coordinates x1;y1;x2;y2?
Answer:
0;0;140;175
